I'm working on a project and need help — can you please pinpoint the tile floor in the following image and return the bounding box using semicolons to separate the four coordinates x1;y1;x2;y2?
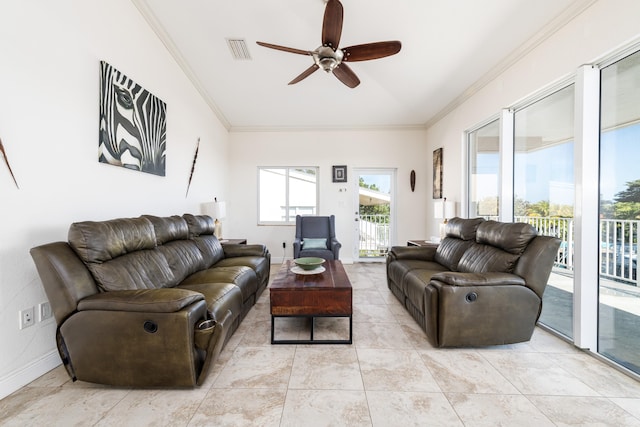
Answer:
2;263;640;426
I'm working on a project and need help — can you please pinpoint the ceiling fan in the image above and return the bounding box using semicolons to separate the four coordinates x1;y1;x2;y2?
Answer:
256;0;401;88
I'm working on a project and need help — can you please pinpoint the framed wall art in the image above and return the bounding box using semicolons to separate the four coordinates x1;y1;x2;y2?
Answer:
99;61;167;176
433;147;443;199
332;165;347;183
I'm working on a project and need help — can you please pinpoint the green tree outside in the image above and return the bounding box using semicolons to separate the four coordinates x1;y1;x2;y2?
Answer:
359;177;390;219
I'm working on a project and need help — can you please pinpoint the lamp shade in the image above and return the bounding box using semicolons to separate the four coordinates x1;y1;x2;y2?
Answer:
213;201;226;219
434;199;455;219
202;201;226;219
444;200;455;219
202;202;215;217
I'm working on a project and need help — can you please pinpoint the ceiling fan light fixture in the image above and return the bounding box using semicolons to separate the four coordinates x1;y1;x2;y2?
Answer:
313;46;343;72
319;57;337;72
256;0;400;87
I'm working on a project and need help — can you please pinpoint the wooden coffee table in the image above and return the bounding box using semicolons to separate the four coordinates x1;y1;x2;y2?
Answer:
270;260;352;344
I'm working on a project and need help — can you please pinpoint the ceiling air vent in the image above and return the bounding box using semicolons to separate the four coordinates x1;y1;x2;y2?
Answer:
226;38;252;60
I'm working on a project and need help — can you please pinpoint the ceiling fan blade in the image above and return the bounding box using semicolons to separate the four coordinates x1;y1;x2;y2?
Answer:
256;41;312;56
289;64;320;85
342;41;402;62
333;63;360;88
322;0;343;49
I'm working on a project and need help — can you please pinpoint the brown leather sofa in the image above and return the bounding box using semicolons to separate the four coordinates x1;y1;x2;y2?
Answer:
30;214;270;387
387;217;561;347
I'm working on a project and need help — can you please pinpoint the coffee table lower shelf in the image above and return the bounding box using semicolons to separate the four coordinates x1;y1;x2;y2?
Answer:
270;314;353;345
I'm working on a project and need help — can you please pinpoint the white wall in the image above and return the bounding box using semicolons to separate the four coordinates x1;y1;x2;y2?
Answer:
0;0;229;398
228;129;429;262
425;0;640;237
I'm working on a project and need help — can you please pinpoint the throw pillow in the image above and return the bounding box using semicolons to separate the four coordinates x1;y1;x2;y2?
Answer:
302;238;327;249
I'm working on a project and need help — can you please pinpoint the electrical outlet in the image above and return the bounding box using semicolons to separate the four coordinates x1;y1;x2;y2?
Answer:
39;302;52;322
19;307;35;329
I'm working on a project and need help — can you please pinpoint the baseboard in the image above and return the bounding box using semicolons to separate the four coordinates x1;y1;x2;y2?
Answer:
0;350;61;400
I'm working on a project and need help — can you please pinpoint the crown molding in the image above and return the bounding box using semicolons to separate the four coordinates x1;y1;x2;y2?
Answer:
131;0;231;131
229;123;428;133
424;0;598;130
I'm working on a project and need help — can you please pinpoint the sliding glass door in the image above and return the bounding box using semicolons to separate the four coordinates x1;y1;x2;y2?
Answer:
468;119;500;219
465;44;640;377
598;50;640;374
513;85;575;339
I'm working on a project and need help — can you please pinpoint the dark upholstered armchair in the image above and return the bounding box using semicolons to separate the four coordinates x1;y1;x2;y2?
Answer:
293;215;341;260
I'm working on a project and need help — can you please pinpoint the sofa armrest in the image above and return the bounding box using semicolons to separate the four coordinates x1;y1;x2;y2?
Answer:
77;288;204;313
60;297;207;387
223;244;268;258
430;271;526;287
387;245;437;262
293;238;302;258
427;273;541;347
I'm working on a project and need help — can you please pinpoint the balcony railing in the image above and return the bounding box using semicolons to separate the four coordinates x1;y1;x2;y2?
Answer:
359;213;638;286
514;216;638;287
359;214;390;257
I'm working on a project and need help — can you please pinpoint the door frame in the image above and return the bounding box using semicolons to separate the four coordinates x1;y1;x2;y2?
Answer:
352;168;397;262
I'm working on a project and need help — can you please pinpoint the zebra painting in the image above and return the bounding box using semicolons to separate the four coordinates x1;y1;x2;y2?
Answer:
99;61;166;176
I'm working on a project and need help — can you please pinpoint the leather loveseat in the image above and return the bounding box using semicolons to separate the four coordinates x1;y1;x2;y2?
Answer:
387;217;560;348
30;214;270;387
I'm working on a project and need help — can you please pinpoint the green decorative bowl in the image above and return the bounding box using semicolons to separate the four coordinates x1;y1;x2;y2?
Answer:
293;257;326;270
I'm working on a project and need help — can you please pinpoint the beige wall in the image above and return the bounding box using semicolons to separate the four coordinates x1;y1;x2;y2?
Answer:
0;0;229;398
228;129;429;263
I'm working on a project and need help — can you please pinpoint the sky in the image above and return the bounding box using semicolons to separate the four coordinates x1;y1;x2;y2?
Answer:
600;123;640;201
474;122;640;205
359;174;391;194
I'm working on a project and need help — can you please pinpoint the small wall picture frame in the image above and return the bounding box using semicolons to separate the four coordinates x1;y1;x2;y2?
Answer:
332;165;347;183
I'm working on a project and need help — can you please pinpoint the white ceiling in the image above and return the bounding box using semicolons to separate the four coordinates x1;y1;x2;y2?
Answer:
132;0;596;131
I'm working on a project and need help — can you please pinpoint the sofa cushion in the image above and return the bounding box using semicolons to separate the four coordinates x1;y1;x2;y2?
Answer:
302;238;327;249
77;288;204;313
214;256;271;290
143;215;189;245
191;235;225;267
434;238;476;271
457;245;520;274
182;214;215;237
69;217;156;263
69;217;177;291
86;250;175;291
182;214;225;267
476;221;537;255
156;240;206;285
403;268;450;314
178;282;242;322
296;248;336;260
387;260;446;288
445;217;485;240
181;266;257;302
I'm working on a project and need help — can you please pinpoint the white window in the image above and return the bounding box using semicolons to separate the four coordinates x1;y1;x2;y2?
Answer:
258;167;318;224
467;119;500;219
